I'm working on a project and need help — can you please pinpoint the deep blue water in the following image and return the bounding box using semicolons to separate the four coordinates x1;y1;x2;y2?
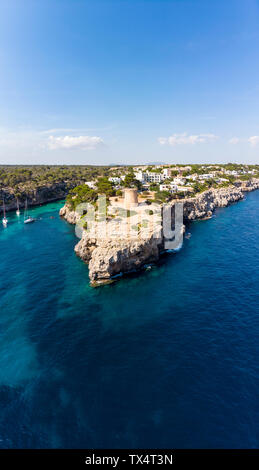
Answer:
0;191;258;449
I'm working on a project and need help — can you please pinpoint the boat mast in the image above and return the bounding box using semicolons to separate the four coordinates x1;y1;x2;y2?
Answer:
24;199;27;220
2;198;8;225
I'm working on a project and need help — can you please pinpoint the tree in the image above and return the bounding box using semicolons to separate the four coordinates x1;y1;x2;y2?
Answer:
154;190;172;203
97;177;115;197
123;172;142;189
66;184;98;209
149;183;159;191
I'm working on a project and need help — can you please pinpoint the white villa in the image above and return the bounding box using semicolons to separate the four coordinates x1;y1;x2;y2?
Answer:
135;170;167;184
159;183;178;192
85;181;96;189
108;177;121;185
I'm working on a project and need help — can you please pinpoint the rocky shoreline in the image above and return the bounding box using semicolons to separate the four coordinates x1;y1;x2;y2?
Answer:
182;180;258;220
60;179;259;286
1;182;74;212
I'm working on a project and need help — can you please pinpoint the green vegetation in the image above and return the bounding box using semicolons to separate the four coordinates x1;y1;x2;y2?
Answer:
123;171;142;189
149;183;159;191
146;166;161;173
66;184;98;210
169;170;178;177
175;191;188;199
66;177;115;211
192;181;210;194
0;165;110;196
96;177;115;197
1;164;258;210
154;190;172;203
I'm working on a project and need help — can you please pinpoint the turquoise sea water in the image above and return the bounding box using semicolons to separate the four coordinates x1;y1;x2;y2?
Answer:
0;191;259;448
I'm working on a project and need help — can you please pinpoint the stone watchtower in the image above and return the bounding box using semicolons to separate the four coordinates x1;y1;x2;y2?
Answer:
124;188;138;209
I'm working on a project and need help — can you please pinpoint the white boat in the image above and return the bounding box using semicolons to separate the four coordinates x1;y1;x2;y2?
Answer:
24;199;35;224
16;199;20;216
24;216;35;224
2;200;8;227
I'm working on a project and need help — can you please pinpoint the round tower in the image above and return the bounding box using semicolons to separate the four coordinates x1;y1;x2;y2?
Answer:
124;188;138;209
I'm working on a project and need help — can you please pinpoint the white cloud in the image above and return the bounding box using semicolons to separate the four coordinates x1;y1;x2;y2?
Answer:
229;136;259;146
248;136;259;147
41;126;113;135
48;135;104;150
158;133;218;146
229;137;240;144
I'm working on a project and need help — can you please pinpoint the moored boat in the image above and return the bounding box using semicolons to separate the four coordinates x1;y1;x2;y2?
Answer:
16;198;20;216
24;199;35;224
24;216;35;224
2;200;8;227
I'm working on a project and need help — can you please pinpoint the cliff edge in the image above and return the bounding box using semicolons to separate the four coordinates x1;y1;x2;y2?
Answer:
60;179;259;285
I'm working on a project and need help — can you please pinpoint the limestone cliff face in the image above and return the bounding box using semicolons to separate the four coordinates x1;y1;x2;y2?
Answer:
71;212;163;285
60;179;259;285
87;237;162;284
181;180;259;221
60;201;163;285
59;204;81;225
1;182;70;212
236;179;259;192
183;186;244;221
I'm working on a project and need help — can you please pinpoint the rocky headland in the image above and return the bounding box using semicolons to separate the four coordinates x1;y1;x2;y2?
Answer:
60;179;259;286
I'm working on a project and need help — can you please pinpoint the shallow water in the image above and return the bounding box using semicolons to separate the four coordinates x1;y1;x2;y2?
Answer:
0;192;258;448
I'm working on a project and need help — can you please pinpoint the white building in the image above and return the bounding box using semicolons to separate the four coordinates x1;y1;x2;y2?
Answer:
135;170;165;183
159;184;170;191
147;172;164;183
177;186;193;194
185;174;198;181
173;177;186;186
198;173;215;180
135;171;145;182
108;177;121;185
225;170;239;176
162;168;172;179
216;178;228;183
85;181;96;189
159;183;178;192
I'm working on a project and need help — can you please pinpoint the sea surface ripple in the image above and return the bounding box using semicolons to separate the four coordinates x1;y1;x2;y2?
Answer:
0;192;258;448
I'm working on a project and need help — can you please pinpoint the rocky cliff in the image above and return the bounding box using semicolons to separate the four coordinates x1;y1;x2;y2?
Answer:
1;182;72;212
59;204;82;225
183;186;243;221
60;179;259;285
181;179;259;221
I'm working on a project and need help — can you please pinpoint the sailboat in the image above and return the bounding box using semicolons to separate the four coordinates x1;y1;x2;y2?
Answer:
2;200;8;227
24;199;35;224
16;199;20;216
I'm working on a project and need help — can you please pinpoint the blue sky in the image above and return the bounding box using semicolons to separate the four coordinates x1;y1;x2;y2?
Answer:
0;0;259;165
